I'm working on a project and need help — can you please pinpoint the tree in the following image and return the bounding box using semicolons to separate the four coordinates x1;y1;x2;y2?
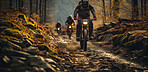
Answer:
113;0;120;21
36;0;38;14
9;0;12;9
18;0;23;12
132;0;139;19
109;0;112;17
44;0;46;23
16;0;18;10
30;0;32;17
39;0;42;23
102;0;106;24
141;0;144;20
143;0;147;20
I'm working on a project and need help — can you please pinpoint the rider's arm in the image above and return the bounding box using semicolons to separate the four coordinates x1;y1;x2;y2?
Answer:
90;5;97;19
65;20;68;25
74;5;79;19
72;19;75;25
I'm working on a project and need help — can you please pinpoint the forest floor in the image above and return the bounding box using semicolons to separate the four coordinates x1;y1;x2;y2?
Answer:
54;32;148;72
0;10;148;72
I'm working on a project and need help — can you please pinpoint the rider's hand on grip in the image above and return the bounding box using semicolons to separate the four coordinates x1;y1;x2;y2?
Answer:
74;18;77;20
94;18;97;20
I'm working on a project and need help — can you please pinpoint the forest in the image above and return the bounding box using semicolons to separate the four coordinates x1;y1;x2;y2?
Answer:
0;0;147;25
0;0;148;72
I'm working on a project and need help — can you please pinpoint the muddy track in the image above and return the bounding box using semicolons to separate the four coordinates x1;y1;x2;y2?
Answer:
55;34;148;72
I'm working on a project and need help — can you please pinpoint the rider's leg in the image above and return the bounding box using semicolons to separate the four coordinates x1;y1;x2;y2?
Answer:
89;21;93;38
76;21;82;39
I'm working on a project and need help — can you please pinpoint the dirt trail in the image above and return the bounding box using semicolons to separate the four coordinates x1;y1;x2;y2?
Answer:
55;33;148;72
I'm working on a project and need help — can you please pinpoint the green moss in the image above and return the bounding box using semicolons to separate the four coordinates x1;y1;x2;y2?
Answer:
4;28;31;40
120;35;128;46
37;44;57;55
111;34;123;47
24;23;36;30
29;18;37;28
18;14;29;24
13;25;21;31
4;28;23;39
39;26;44;30
124;39;142;50
1;35;21;41
128;34;136;41
35;34;44;38
26;38;34;44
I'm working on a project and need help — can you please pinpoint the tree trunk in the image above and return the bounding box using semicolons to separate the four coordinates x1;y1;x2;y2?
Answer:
144;0;147;20
36;0;38;14
9;0;12;9
30;0;32;17
132;0;139;19
113;0;120;21
18;0;23;12
42;0;44;23
21;0;24;12
102;0;106;24
16;0;18;10
141;0;144;20
110;0;112;17
39;0;42;23
19;0;21;11
44;0;46;23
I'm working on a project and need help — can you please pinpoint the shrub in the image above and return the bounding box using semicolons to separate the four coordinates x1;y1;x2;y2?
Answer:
4;28;31;40
4;28;23;39
37;44;57;55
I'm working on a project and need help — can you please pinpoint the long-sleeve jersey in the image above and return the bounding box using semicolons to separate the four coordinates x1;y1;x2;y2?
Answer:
65;17;75;25
56;23;61;28
74;4;96;19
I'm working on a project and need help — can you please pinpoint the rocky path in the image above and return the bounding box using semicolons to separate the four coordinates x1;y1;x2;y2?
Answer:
55;34;148;72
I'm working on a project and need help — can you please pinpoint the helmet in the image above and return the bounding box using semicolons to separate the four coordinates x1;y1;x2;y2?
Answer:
79;1;82;4
81;0;89;4
69;15;73;19
57;21;60;23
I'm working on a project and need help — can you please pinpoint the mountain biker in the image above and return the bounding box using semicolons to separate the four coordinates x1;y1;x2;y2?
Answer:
56;21;62;30
74;0;97;41
65;15;75;32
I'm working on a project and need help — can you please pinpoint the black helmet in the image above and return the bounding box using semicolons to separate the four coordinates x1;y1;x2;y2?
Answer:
81;0;89;4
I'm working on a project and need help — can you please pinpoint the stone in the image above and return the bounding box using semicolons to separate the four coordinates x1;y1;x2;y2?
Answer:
3;55;10;64
8;41;22;50
20;39;32;48
25;46;40;55
10;40;22;46
18;14;29;24
128;30;147;35
45;58;57;65
9;58;25;67
38;68;46;72
0;39;22;50
5;49;30;57
26;55;55;72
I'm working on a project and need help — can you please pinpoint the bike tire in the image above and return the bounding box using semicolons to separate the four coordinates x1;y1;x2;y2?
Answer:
69;30;72;39
84;29;87;51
